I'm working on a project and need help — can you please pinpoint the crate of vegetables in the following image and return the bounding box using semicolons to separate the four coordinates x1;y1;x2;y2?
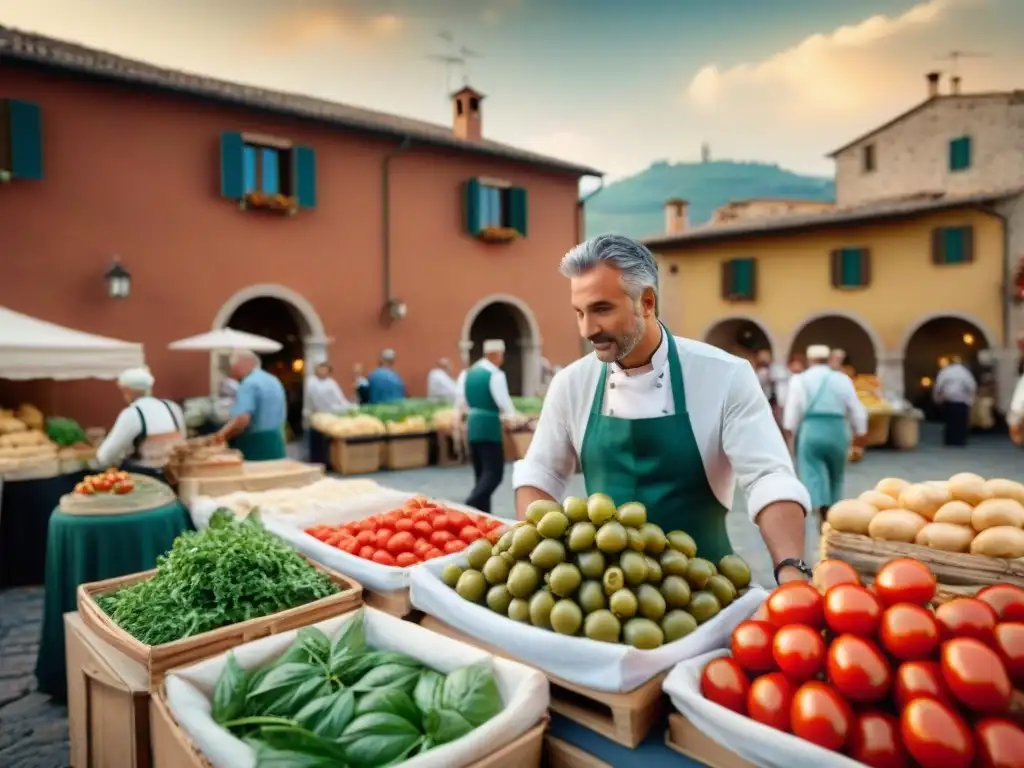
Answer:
263;493;508;616
153;607;549;767
663;557;1024;768
77;509;363;688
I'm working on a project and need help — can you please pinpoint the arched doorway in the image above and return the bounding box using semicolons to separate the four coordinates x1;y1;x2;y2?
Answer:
702;317;774;363
903;315;990;416
461;295;541;397
789;314;880;374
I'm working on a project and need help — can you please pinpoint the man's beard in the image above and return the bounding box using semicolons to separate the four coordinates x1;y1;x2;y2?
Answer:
589;310;646;363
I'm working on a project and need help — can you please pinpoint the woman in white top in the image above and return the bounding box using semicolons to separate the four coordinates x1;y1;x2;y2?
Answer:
95;368;186;478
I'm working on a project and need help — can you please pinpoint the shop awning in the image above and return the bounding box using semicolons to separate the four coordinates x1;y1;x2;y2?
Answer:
168;328;282;353
0;306;145;380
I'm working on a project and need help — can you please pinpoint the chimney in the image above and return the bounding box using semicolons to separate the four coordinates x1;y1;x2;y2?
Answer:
664;198;689;235
926;71;941;98
951;76;961;95
452;86;484;141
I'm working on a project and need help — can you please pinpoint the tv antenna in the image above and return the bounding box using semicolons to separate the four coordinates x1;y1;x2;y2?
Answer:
425;31;483;97
935;50;990;77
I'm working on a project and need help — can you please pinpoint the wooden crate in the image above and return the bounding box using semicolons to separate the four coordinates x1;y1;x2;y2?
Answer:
865;413;891;447
383;434;431;470
665;713;756;768
330;437;383;475
364;587;413;617
77;560;363;689
420;615;665;748
177;460;324;504
544;735;612;768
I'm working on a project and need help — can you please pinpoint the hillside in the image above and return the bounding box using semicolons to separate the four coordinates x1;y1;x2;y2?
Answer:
584;160;835;240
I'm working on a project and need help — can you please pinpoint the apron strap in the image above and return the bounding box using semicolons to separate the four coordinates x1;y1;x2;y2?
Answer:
591;363;609;416
131;405;148;458
806;372;834;415
160;399;181;431
663;324;686;413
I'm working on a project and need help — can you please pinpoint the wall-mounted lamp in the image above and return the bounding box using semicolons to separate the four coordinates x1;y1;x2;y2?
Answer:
383;298;407;322
104;257;131;299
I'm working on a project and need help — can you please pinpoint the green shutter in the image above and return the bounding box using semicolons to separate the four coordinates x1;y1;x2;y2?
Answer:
507;186;528;236
464;178;483;235
840;248;863;286
943;227;965;264
293;145;317;209
220;132;245;200
949;136;971;171
9;100;43;180
733;259;753;298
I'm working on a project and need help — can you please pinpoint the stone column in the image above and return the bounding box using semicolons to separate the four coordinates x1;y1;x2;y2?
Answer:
989;347;1019;413
519;337;541;397
876;353;905;403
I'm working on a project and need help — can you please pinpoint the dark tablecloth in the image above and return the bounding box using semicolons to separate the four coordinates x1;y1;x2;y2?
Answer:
0;471;88;588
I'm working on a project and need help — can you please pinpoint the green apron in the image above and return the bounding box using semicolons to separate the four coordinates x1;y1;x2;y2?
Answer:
795;371;849;510
580;325;732;562
230;427;287;461
465;364;503;444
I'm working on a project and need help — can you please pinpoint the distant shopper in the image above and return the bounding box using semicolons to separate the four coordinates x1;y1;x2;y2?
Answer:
426;357;459;402
367;349;407;404
353;363;370;405
933;356;977;447
829;348;846;371
304;361;356;464
216;349;288;460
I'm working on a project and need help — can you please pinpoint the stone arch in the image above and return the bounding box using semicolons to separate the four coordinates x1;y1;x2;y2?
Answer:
700;316;778;361
901;313;993;410
899;311;995;354
460;293;542;397
785;310;884;373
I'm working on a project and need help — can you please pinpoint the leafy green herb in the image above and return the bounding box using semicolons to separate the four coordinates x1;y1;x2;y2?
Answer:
338;651;419;687
350;664;422;695
293;689;356;738
339;713;423;767
412;670;444;715
212;654;250;724
441;663;503;726
354;689;421;726
423;708;474;745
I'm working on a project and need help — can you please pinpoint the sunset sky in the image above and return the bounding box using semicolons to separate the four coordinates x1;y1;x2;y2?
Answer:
1;0;1020;181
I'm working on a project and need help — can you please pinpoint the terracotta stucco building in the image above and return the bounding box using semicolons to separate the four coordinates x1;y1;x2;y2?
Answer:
0;27;601;425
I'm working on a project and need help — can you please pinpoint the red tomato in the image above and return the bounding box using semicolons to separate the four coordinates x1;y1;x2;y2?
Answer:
423;547;444;560
412;520;434;538
901;697;975;768
430;530;455;547
874;558;937;607
340;539;359;555
395;552;420;568
444;539;467;554
381;512;402;527
941;637;1013;713
790;681;852;752
824;583;882;637
772;624;826;682
447;510;470;529
752;602;770;622
936;598;998;644
358;545;375;560
879;603;939;661
432;514;451;531
413;539;432;557
371;550;396;566
355;530;375;546
848;711;909;768
993;622;1024;688
394;518;415;533
976;585;1024;623
486;528;504;544
813;559;861;593
893;660;954;710
747;672;795;731
767;582;825;629
827;634;892;702
385;532;416;556
731;620;777;674
699;657;750;715
374;529;394;548
410;509;432;523
459;525;483;543
974;717;1024;768
356;518;377;532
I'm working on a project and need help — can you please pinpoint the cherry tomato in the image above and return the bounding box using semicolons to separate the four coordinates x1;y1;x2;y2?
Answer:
395;552;420;567
700;657;750;715
447;510;470;529
936;598;998;644
381;512;402;527
444;539;467;554
880;603;939;661
941;637;1013;713
874;558;937;607
430;530;455;547
848;711;909;768
901;697;975;768
394;518;415;533
772;624;825;682
354;530;375;546
385;531;416;556
486;528;504;544
432;514;451;531
731;620;777;674
813;559;861;593
423;547;445;560
824;584;882;637
413;538;432;556
974;717;1024;768
767;582;825;628
410;508;432;523
747;672;795;731
374;528;394;548
356;517;377;532
827;634;892;702
459;525;483;543
412;520;433;538
790;681;852;752
893;660;954;710
993;622;1024;688
358;545;375;560
340;539;359;555
976;585;1024;623
371;550;396;566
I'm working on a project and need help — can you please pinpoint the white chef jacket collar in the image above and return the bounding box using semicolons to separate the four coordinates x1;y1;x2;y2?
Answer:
611;325;667;375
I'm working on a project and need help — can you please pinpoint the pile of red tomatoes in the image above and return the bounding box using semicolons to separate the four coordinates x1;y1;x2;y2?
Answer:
304;496;506;567
700;558;1024;767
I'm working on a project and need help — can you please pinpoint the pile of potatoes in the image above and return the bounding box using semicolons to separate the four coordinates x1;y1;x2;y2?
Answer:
827;473;1024;559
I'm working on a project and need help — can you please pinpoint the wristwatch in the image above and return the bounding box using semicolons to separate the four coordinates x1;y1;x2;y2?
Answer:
773;558;813;584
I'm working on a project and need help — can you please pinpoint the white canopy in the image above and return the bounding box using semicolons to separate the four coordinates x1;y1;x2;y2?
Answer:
0;306;145;381
168;328;282;353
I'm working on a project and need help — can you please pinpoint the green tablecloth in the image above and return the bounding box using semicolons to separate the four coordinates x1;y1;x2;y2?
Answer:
35;501;191;700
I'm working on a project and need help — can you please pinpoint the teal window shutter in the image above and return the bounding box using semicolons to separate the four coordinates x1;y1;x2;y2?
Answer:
840;248;863;286
943;227;965;264
294;145;317;208
9;100;43;180
465;178;483;234
949;136;971;172
508;187;528;236
733;258;753;297
220;132;245;200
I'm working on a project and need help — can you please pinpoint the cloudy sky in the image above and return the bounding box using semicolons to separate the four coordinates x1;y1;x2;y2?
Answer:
1;0;1020;181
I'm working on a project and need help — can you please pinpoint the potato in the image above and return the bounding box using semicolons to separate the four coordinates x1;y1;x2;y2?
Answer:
984;478;1024;506
969;526;1024;559
875;477;909;499
915;522;975;553
948;472;992;506
971;498;1024;531
868;509;928;542
827;499;879;535
858;490;899;511
933;501;974;526
898;483;952;520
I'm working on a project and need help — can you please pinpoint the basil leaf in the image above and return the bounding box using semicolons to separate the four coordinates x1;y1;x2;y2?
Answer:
297;627;331;666
338;652;420;686
249;662;322;699
440;663;503;727
351;664;422;695
212;653;250;724
423;708;474;746
253;743;342;768
354;688;421;726
294;689;356;739
256;725;349;762
255;676;331;719
412;670;444;715
331;612;368;659
340;713;423;768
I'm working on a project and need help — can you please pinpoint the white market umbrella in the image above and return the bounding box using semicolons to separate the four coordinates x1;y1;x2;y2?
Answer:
168;328;282;353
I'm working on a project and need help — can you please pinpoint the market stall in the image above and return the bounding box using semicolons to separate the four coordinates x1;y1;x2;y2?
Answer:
853;374;922;452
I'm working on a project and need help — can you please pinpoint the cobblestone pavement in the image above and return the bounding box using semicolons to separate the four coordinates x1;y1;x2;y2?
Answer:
1;424;1019;767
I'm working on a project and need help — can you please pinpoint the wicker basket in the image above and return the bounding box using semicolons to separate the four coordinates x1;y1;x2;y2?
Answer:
865;413;891;447
890;414;920;450
330;437;383;476
383;434;430;470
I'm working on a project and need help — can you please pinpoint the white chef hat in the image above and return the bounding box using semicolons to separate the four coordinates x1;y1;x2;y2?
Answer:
806;345;830;360
118;367;155;391
483;339;505;354
380;348;396;362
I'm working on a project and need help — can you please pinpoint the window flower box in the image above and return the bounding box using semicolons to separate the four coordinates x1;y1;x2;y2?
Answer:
478;226;520;243
238;191;298;216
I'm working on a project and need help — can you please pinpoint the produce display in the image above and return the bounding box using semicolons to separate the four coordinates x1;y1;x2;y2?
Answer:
73;467;136;495
440;494;752;649
700;557;1024;767
208;478;383;518
209;610;503;766
853;374;893;412
0;403;44;431
386;415;430;435
828;473;1024;559
97;510;339;645
305;496;506;567
0;428;58;463
45;416;88;447
511;397;543;416
432;409;455;431
311;413;387;439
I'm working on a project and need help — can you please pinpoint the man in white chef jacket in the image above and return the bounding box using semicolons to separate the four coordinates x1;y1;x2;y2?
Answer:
513;235;813;584
932;356;976;447
426;357;459;402
303;361;355;464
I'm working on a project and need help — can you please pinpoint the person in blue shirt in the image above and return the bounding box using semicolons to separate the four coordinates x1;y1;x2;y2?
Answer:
367;349;407;404
215;349;288;460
